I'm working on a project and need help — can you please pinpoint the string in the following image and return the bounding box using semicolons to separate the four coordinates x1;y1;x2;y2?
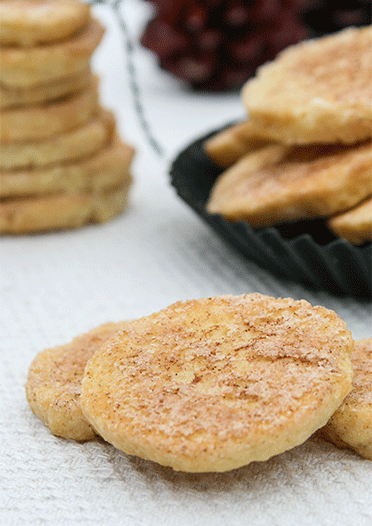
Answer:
90;0;165;158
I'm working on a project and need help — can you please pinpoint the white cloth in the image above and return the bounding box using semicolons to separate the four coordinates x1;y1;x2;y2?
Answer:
1;3;371;525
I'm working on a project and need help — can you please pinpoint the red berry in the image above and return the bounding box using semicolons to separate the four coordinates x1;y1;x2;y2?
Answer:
250;0;282;22
224;2;250;26
230;32;264;63
141;19;189;59
185;4;208;31
197;29;223;51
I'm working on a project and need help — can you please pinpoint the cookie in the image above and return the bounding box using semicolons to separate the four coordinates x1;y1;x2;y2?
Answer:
0;68;92;110
0;17;104;89
0;180;132;234
26;322;129;441
0;76;99;143
319;338;372;460
204;120;272;167
0;0;90;47
327;197;372;245
80;293;353;472
242;26;372;145
206;140;372;228
0;109;115;171
0;133;134;198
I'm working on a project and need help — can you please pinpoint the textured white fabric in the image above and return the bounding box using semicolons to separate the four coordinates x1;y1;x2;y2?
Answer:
1;3;371;525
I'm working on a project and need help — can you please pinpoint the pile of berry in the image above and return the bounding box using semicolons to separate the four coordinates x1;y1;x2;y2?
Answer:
141;0;371;91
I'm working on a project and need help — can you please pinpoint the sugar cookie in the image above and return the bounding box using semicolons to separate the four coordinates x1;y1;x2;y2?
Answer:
204;120;272;167
242;26;372;145
0;133;134;198
0;18;104;89
0;68;92;110
0;0;91;47
0;180;132;234
319;338;372;460
81;294;353;472
0;109;115;171
327;197;372;245
0;76;99;143
26;322;129;441
206;141;372;228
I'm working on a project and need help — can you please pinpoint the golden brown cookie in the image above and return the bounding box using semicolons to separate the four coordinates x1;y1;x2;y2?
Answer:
0;109;115;171
81;293;353;472
0;181;132;234
242;26;372;145
206;141;372;228
0;17;104;89
327;197;372;245
204;120;272;167
0;68;92;110
0;76;99;143
0;133;134;198
93;182;132;224
0;0;91;47
319;338;372;460
26;322;129;441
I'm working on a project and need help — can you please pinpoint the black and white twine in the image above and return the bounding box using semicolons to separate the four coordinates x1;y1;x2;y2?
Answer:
90;0;165;157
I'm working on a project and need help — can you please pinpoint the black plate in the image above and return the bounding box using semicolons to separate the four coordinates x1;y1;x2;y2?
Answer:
170;126;372;298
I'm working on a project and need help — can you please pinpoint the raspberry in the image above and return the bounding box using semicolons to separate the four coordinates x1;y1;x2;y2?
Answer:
141;0;313;91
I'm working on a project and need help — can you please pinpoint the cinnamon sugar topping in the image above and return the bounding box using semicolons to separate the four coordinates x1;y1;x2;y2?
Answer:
81;293;353;472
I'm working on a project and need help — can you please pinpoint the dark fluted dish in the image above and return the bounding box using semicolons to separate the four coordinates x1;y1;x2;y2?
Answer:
170;126;372;298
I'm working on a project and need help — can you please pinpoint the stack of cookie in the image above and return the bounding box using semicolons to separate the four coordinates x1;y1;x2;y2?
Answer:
0;0;135;234
205;26;372;246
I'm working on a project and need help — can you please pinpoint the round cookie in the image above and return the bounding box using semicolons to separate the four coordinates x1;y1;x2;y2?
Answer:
0;68;92;110
0;18;104;89
80;293;353;473
327;197;372;245
26;322;129;441
0;133;134;198
0;109;115;171
0;76;99;143
0;181;132;234
206;140;372;228
242;26;372;145
204;120;272;168
319;338;372;460
0;0;90;47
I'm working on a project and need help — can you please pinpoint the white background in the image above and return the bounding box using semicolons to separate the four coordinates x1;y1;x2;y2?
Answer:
1;2;371;524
